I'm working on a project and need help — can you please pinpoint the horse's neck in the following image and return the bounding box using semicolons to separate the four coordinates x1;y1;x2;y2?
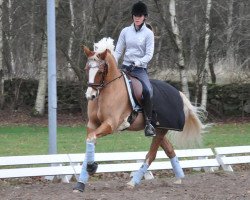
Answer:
98;53;131;123
105;53;121;81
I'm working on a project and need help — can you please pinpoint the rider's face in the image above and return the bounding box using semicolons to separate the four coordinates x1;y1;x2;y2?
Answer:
133;15;145;27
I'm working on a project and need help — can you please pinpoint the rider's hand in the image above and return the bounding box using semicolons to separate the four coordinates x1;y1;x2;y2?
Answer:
133;61;140;67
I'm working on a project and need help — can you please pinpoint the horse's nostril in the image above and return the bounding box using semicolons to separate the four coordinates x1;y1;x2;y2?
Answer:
91;95;96;99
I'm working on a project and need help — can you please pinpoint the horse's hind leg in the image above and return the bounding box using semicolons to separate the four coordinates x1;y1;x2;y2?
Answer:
160;136;184;184
127;129;166;187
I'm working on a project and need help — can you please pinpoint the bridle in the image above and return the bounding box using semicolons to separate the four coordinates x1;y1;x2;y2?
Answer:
85;59;123;91
85;60;108;90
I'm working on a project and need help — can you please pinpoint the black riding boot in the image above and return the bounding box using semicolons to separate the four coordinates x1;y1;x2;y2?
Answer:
144;117;156;137
142;96;156;137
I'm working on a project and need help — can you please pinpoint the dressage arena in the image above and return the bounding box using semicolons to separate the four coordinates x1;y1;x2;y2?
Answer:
0;167;249;200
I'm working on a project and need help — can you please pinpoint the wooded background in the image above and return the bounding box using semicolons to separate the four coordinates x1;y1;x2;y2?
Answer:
0;0;249;116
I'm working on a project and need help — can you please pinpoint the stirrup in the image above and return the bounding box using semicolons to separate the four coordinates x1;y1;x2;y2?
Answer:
73;182;85;192
144;123;156;137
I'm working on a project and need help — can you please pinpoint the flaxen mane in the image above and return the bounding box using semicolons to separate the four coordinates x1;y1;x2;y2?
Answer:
93;37;115;54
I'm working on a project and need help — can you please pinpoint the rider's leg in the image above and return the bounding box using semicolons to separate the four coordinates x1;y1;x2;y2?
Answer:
132;67;156;137
141;83;156;137
127;66;156;137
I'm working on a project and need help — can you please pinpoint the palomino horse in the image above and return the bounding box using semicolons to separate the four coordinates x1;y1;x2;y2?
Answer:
73;38;205;192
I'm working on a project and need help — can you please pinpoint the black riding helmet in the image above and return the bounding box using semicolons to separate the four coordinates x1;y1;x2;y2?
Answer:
131;1;148;17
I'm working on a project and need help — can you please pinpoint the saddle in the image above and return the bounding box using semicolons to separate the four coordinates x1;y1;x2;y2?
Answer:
122;71;143;110
122;71;144;125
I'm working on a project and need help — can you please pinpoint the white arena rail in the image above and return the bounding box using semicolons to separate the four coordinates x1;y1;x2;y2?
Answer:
0;148;220;183
214;145;250;172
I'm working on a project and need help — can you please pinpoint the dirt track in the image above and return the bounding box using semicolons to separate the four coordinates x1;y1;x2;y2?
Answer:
1;111;249;199
1;170;249;200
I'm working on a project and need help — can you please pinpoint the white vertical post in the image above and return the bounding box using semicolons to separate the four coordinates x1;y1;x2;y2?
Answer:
47;0;57;154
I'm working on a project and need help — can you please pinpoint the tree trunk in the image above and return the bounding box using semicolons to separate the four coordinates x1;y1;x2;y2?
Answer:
226;0;235;68
28;0;36;75
169;0;190;99
0;0;4;109
33;33;47;116
6;0;15;75
155;27;163;69
201;0;212;109
191;13;201;106
209;54;216;83
65;0;75;80
33;0;60;116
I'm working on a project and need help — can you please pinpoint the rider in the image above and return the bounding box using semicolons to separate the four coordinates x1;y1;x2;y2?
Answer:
114;1;156;137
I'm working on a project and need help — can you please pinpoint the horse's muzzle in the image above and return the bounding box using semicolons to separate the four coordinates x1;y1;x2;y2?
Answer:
85;87;99;100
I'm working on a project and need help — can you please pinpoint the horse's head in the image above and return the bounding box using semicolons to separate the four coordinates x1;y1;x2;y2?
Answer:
82;37;120;100
83;46;109;100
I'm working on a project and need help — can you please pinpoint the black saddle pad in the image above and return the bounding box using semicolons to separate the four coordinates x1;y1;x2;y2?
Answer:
150;79;185;131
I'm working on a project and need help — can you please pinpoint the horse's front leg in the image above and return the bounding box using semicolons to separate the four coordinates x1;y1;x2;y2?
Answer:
73;121;114;193
91;120;114;138
127;130;165;188
73;127;97;193
160;136;184;184
82;121;114;177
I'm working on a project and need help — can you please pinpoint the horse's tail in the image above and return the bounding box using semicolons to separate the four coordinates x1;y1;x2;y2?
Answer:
168;92;206;148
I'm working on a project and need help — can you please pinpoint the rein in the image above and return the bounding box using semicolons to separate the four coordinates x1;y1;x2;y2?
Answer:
101;73;123;88
87;73;123;90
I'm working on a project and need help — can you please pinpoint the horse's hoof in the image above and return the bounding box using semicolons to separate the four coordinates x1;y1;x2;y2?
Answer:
87;162;98;175
126;180;136;188
173;178;182;184
73;182;85;192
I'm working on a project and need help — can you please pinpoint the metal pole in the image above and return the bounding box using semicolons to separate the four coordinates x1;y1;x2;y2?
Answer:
47;0;57;154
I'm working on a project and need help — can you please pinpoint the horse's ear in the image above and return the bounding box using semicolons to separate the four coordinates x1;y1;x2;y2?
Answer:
106;49;111;54
98;49;109;60
81;45;94;57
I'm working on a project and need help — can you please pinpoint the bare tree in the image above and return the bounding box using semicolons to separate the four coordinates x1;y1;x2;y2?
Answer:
33;31;47;116
4;0;15;76
201;0;212;109
64;0;75;80
27;0;36;75
226;0;235;68
33;0;60;116
0;0;3;109
153;0;190;99
169;0;190;99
